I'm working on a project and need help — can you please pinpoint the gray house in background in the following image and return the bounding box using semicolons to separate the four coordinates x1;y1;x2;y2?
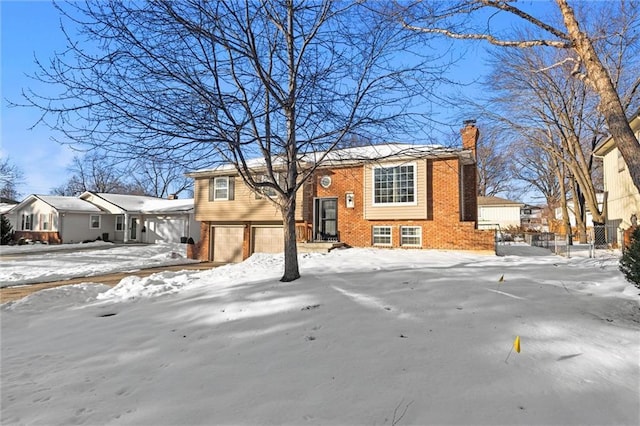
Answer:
10;192;199;245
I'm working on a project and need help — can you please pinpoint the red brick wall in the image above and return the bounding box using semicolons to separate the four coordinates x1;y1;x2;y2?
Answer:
316;161;494;251
13;231;62;245
187;221;211;261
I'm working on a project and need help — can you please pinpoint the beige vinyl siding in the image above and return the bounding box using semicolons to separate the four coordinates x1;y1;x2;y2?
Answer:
363;160;427;220
194;176;304;222
602;147;640;228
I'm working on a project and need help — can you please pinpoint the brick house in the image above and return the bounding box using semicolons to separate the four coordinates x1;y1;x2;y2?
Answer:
187;122;494;262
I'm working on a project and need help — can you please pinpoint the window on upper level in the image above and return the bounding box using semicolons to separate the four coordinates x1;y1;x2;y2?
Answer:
373;163;416;205
209;177;235;201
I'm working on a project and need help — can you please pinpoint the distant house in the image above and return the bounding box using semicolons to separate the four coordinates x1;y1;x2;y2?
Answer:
187;122;495;263
554;193;606;228
10;193;199;245
11;195;105;244
520;204;547;232
593;109;640;243
79;192;199;244
0;197;19;232
477;196;525;231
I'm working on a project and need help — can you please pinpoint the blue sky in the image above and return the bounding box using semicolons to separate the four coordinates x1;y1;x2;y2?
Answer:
1;0;495;199
1;0;79;197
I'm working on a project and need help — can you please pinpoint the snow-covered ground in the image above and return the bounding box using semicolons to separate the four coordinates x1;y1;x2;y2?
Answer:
1;245;639;425
0;242;198;287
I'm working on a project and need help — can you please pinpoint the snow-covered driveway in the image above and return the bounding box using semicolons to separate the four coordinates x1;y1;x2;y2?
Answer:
0;242;198;287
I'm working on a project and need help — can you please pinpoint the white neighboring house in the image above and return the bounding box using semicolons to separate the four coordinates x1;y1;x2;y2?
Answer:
477;196;525;231
592;109;640;243
554;193;606;228
0;198;19;233
9;193;199;245
11;195;105;244
79;192;199;244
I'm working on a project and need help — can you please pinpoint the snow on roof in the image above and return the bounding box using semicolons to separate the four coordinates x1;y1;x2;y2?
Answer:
478;196;524;207
0;202;17;214
189;143;456;175
37;195;103;212
93;193;193;213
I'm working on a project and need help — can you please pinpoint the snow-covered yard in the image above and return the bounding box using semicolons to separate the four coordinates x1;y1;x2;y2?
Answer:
1;246;638;425
0;242;198;287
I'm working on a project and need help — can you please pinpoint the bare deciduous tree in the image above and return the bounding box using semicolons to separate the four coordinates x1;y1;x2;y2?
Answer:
0;157;24;201
24;1;444;281
475;125;514;197
130;159;193;199
399;0;640;193
51;152;140;196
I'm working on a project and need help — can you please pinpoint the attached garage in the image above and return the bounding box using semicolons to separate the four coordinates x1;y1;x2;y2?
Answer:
212;226;244;263
146;216;187;243
252;226;284;254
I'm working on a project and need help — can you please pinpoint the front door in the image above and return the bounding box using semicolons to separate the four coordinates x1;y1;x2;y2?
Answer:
314;198;338;241
130;218;138;240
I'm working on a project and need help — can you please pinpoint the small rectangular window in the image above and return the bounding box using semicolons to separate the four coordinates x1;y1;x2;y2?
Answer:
401;226;422;247
210;177;234;201
256;174;279;198
23;214;33;230
41;214;49;230
372;226;392;246
90;215;101;229
115;215;124;231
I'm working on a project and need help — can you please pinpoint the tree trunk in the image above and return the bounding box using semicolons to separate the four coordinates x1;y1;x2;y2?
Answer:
280;196;300;282
556;0;640;193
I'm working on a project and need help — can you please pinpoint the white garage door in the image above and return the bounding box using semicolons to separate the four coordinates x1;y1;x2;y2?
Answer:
212;226;244;263
147;217;187;243
252;227;284;254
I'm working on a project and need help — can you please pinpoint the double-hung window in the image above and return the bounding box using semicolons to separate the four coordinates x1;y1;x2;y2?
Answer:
115;215;124;231
41;214;50;230
209;177;234;201
372;226;392;246
373;164;416;205
401;226;422;247
22;214;33;230
90;215;101;229
255;174;279;198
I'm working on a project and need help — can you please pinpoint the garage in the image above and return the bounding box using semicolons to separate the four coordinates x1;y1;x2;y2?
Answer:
145;216;187;243
212;226;244;263
252;226;284;254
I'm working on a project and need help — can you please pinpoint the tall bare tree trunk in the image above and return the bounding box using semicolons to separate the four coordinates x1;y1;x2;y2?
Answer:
556;0;640;193
280;196;300;282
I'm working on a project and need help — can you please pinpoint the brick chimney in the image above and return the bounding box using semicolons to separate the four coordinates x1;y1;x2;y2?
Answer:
461;119;479;159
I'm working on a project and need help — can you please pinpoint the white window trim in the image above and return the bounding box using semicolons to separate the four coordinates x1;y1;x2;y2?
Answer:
213;176;230;201
257;173;279;198
400;226;422;247
371;162;418;207
372;225;392;246
90;214;101;229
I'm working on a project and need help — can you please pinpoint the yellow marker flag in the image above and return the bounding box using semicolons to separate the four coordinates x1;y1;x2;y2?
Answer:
513;336;521;353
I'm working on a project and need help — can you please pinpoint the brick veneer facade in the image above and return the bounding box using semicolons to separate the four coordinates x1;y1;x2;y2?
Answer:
315;160;494;251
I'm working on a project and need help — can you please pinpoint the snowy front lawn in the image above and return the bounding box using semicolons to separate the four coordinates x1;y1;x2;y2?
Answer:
0;242;198;287
1;248;638;425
